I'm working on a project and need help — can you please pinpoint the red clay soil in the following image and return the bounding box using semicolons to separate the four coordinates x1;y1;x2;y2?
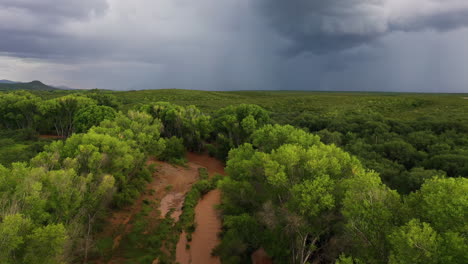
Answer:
176;189;222;264
251;248;274;264
158;152;224;223
186;152;225;176
94;157;201;263
175;153;225;264
184;153;274;264
92;153;226;264
159;192;185;221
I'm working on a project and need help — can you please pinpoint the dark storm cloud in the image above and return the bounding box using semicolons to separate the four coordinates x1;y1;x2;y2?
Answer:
0;0;108;20
0;31;109;61
0;0;109;59
256;0;468;54
0;0;285;90
1;0;468;92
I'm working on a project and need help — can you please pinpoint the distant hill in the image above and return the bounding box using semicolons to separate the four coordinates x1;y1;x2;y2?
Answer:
0;79;18;84
0;80;60;91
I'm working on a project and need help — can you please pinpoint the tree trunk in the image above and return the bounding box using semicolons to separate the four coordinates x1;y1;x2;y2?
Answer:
83;213;94;264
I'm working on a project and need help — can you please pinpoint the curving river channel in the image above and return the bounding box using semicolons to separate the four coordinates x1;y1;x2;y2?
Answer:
175;153;225;264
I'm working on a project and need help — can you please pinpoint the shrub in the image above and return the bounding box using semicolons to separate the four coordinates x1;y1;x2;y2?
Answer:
160;136;185;163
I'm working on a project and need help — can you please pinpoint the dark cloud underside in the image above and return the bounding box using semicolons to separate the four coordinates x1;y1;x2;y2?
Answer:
0;0;468;92
257;0;468;53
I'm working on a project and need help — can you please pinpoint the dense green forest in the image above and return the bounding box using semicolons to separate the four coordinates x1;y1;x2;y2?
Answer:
0;89;467;263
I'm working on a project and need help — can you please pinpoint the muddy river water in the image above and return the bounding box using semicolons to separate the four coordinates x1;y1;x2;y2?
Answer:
175;153;224;264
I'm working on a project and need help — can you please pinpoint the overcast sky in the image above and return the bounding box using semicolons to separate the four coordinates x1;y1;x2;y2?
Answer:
1;0;468;92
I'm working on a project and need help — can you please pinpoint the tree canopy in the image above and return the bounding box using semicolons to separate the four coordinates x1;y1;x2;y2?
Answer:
0;90;467;263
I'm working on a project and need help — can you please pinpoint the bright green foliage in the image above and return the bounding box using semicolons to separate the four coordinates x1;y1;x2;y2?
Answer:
225;143;264;182
0;164;50;223
438;232;468;264
0;91;41;130
2;139;141;261
388;219;439;264
212;104;270;159
341;175;468;264
0;214;67;264
141;102;211;151
160;136;185;163
91;111;165;156
335;254;364;264
0;106;169;262
0;90;119;138
85;90;121;108
263;143;363;186
74;105;116;133
387;218;467;264
221;142;365;264
30;141;65;171
408;177;468;234
1;89;468;263
0;214;33;263
0;163;116;260
4;89;467;187
341;171;402;263
47;131;144;208
60;132;143;175
23;224;67;264
290;177;335;218
251;124;321;152
40;169;86;223
39;95;97;137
